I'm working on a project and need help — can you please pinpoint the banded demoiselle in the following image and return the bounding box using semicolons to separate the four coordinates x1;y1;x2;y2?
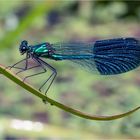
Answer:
9;37;140;95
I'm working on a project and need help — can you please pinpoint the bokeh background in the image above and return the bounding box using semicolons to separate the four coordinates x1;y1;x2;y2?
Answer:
0;0;140;139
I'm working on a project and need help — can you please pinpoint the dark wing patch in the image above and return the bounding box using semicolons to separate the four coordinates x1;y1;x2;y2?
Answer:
94;38;140;75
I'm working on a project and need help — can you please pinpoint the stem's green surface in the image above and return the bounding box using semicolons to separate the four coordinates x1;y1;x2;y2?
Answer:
0;64;140;121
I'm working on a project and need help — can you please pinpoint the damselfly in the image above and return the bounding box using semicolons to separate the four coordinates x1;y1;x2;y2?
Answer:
9;37;140;95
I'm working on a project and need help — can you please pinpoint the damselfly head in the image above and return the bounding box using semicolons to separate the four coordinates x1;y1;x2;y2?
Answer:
19;40;29;55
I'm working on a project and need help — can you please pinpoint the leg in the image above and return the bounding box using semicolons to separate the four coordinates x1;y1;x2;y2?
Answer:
39;70;57;94
7;53;29;73
38;58;57;104
38;58;57;94
6;58;28;70
22;58;47;82
16;57;47;75
16;58;29;75
16;64;41;74
23;58;56;105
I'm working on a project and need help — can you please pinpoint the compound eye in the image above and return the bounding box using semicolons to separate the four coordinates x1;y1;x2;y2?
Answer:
22;46;26;50
21;40;28;46
19;40;29;54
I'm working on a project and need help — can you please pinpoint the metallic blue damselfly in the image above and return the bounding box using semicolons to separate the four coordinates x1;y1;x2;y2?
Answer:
9;37;140;95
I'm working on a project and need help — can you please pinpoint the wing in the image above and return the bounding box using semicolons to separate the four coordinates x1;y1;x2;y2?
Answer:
52;42;94;55
94;38;140;75
52;38;140;75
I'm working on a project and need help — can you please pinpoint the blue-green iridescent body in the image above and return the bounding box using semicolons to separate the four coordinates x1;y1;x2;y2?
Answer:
30;38;140;75
15;38;140;101
32;43;94;60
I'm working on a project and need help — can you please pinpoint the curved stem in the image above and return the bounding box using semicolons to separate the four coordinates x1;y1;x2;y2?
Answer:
0;64;140;121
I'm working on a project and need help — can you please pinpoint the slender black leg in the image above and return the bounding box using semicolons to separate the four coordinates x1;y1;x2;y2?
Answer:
7;54;29;74
16;57;46;75
22;58;47;82
16;58;28;75
46;71;57;94
39;70;57;94
6;58;28;71
17;65;41;74
38;58;57;94
20;58;56;105
37;58;57;104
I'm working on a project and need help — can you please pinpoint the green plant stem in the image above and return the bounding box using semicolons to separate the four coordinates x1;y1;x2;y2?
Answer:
0;64;140;121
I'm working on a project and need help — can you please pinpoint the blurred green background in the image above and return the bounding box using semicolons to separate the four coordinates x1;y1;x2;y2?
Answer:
0;0;140;139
